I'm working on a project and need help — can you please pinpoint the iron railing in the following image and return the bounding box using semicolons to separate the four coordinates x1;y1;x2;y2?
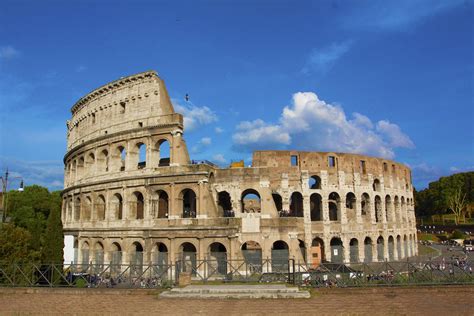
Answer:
0;257;472;288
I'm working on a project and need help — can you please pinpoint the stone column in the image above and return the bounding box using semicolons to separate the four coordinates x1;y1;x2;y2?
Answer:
322;197;329;222
358;238;365;263
340;196;347;224
343;237;350;264
169;183;176;218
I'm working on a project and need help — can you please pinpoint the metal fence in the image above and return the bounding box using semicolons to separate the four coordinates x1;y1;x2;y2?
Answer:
0;257;472;289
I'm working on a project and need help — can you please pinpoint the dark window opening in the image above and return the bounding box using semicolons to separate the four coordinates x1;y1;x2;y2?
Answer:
291;155;298;166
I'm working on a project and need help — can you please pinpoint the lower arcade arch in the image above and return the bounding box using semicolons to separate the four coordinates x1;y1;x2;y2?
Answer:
271;240;289;272
377;236;385;261
364;237;373;263
330;237;344;263
311;238;325;267
242;241;262;268
208;242;228;275
349;238;359;263
180;242;197;275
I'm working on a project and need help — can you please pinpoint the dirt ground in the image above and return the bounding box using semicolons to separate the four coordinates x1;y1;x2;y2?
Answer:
0;286;472;315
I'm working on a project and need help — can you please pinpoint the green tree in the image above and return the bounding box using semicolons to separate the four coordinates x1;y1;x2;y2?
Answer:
0;224;40;264
42;200;64;263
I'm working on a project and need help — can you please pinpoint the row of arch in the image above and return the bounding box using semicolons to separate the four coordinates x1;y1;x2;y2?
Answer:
64;187;413;223
65;139;171;185
76;233;417;268
64;188;197;221
220;189;414;223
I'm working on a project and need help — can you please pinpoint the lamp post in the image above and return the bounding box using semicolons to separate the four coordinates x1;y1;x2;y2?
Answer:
1;169;24;223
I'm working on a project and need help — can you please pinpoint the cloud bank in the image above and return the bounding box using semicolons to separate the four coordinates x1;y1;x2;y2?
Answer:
173;100;218;131
232;92;414;159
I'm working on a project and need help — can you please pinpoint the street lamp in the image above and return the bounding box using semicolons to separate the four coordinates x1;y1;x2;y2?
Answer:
1;169;24;223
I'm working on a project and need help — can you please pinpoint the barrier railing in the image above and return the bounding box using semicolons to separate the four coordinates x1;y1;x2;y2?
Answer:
0;257;472;288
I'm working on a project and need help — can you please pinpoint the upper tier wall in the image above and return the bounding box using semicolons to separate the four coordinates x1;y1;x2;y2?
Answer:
251;150;412;188
66;71;178;151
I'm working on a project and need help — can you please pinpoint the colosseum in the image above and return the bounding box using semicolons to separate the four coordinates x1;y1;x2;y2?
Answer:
61;70;417;274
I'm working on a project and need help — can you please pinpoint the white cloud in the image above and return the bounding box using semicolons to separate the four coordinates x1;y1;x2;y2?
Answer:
76;65;87;73
233;119;291;151
302;40;354;74
173;100;218;131
212;154;227;164
191;137;212;154
200;137;212;146
0;156;64;191
232;91;414;159
215;127;224;134
345;0;466;32
0;46;19;61
376;120;415;148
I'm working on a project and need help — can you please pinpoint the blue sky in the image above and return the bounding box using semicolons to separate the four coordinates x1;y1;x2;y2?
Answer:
0;0;472;190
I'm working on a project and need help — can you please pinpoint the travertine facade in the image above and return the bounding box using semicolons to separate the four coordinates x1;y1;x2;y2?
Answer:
62;71;417;269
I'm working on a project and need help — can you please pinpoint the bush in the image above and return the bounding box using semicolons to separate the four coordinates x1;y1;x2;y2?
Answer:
450;229;467;240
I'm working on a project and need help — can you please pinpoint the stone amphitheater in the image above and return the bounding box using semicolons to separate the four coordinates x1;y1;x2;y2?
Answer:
61;71;417;271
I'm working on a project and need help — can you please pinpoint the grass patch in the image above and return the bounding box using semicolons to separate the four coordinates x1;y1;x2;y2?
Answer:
417;244;438;256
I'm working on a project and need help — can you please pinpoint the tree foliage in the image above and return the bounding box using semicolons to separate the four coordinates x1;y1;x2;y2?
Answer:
2;185;64;263
0;224;40;264
415;172;474;218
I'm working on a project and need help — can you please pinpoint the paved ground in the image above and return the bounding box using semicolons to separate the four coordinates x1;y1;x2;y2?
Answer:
0;286;473;315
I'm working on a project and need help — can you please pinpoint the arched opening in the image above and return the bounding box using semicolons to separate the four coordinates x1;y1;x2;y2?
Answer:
401;197;406;222
346;192;356;221
152;242;168;272
181;189;197;218
241;189;261;213
364;237;373;262
81;242;90;266
77;157;85;179
289;192;304;217
373;179;381;191
96;195;106;220
377;236;385;261
117;146;126;171
309;175;321;189
310;193;322;221
156;139;170;167
155;190;169;218
209;242;227;275
271;240;289;272
388;236;395;261
83;196;92;221
349;238;359;263
397;235;402;259
404;235;408;258
98;149;109;172
361;193;370;217
375;195;382;222
328;192;340;221
242;241;262;271
137;142;146;169
330;237;344;263
394;196;400;223
131;192;144;220
180;242;197;275
94;242;104;268
409;234;413;257
272;193;283;215
131;242;144;275
298;239;307;264
311;238;325;267
217;191;233;217
74;197;81;220
86;153;95;175
110;242;122;274
385;195;392;223
112;193;123;220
